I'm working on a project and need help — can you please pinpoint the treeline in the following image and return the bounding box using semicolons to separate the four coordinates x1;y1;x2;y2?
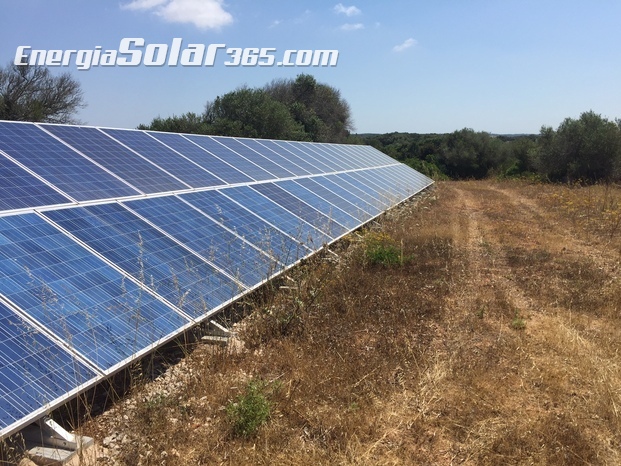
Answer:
139;74;354;143
361;111;621;183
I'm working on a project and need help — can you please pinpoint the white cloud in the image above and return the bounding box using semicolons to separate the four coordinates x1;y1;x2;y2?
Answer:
121;0;167;10
392;38;417;52
334;3;361;17
121;0;233;30
340;23;364;31
269;19;281;28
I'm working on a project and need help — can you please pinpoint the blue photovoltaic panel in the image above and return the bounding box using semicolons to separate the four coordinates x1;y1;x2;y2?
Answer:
310;176;380;217
275;180;360;230
43;204;241;319
0;213;189;371
101;129;224;189
322;144;364;169
180;190;310;266
184;135;275;181
305;143;358;171
239;139;311;176
0;155;70;211
254;140;324;175
337;144;388;168
251;182;347;239
219;138;295;178
0;300;97;437
345;171;400;207
344;171;399;207
0;122;139;201
123;196;275;287
0;119;436;439
275;141;335;173
219;186;331;248
298;142;353;171
43;125;187;194
329;173;390;212
355;168;407;201
147;132;252;184
292;177;372;223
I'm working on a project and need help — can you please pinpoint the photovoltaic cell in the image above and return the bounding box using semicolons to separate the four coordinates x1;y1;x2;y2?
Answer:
275;180;360;230
123;196;275;287
218;186;331;248
218;138;295;178
343;171;399;207
310;175;380;217
101;129;224;189
147;131;251;184
330;173;392;211
180;190;310;266
251;182;347;239
0;300;97;435
292;177;371;223
43;125;187;194
254;140;324;175
276;141;336;173
0;122;139;201
43;204;241;319
185;135;276;181
239;139;311;176
305;143;357;171
0;155;70;211
0;213;189;372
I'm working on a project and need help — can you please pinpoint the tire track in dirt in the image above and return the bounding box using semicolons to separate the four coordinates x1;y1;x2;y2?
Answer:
487;183;621;277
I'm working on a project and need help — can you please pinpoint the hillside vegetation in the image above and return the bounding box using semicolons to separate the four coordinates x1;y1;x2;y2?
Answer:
71;180;621;465
362;111;621;183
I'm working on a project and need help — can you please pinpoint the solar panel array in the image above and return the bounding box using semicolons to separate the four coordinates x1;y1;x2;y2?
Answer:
0;120;433;439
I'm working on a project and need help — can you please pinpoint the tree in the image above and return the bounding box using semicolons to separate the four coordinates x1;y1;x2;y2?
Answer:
535;111;621;182
204;87;305;140
137;112;209;134
0;63;85;123
265;74;354;142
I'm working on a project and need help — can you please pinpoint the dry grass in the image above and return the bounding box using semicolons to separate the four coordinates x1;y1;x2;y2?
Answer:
63;180;621;465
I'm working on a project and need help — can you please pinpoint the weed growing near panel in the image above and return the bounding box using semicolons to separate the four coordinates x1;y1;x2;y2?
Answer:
362;231;404;267
226;378;278;438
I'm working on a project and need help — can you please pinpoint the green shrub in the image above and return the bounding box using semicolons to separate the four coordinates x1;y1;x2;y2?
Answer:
364;232;404;267
226;379;272;438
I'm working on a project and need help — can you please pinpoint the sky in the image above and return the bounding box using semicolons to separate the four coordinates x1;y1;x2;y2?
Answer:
1;0;620;135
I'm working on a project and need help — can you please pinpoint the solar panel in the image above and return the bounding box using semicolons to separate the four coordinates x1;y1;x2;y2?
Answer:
251;182;347;239
309;175;380;217
122;196;277;287
42;204;242;319
180;190;310;266
218;185;332;248
184;135;275;181
293;177;371;222
0;155;70;211
219;138;296;179
253;139;325;175
0;213;190;372
0;119;433;439
101;129;225;189
0;300;97;437
238;139;311;176
0;122;139;201
278;141;339;172
147;131;251;185
274;180;361;230
43;125;187;194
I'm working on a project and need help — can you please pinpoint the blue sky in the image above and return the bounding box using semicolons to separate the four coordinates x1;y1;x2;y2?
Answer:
1;0;620;134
